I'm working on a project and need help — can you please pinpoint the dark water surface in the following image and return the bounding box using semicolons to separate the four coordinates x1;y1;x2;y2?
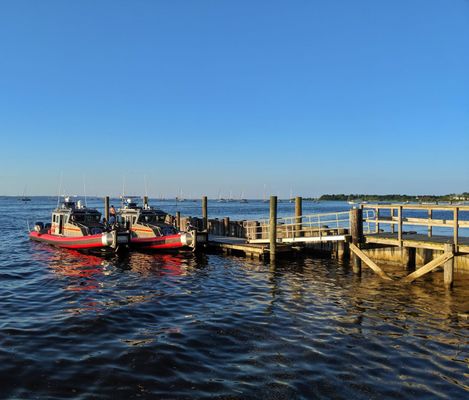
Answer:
1;198;468;399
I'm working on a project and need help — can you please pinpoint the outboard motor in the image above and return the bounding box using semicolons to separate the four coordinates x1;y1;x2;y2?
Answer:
34;222;44;232
101;227;130;251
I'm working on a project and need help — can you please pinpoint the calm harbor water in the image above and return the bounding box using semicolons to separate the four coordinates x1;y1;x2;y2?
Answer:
0;197;468;399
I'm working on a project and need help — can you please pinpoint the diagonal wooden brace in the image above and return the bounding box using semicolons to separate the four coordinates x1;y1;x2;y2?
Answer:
402;250;454;283
349;243;393;281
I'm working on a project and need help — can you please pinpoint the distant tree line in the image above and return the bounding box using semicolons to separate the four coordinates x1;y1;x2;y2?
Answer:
315;193;469;202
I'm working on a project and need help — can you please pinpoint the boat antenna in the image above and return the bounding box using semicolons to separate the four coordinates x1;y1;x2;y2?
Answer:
144;174;148;198
83;174;88;206
56;172;63;207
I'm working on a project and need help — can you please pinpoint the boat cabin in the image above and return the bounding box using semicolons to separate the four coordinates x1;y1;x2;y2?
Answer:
51;198;104;236
118;199;177;238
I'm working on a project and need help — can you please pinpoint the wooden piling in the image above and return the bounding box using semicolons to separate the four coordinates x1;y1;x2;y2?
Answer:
223;217;230;237
176;211;181;230
397;206;403;246
406;247;416;270
427;209;433;237
350;208;363;273
444;243;454;289
391;208;395;234
453;207;459;251
295;196;302;237
375;207;380;233
270;196;277;262
337;240;346;260
104;196;110;221
202;196;208;232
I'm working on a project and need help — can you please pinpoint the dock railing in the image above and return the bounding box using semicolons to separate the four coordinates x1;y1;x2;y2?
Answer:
362;204;469;251
244;210;376;243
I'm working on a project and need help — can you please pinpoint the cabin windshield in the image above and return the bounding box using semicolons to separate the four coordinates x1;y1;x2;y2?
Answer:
160;225;177;236
72;213;101;224
138;214;160;224
87;214;101;224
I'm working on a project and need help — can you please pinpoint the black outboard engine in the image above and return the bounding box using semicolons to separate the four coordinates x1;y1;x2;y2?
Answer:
34;222;44;232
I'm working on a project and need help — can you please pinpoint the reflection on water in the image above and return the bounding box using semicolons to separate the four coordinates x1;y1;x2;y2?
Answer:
1;197;468;399
2;246;469;399
34;248;202;316
43;249;108;291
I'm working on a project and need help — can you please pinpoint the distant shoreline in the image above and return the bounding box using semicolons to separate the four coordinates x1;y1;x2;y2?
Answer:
315;193;469;202
2;193;469;202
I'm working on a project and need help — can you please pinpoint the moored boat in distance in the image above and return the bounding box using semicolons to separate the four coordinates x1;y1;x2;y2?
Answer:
29;197;130;252
118;198;195;251
20;186;31;201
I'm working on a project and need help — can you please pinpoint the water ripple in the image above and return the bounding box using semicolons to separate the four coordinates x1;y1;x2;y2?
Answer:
0;198;468;399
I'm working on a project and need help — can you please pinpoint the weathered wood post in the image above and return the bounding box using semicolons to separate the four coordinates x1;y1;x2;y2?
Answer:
295;196;302;238
398;205;403;246
427;209;433;237
453;207;459;252
104;196;110;221
444;243;455;289
337;239;346;260
350;207;363;273
176;211;181;230
375;207;380;233
270;196;277;262
406;247;416;270
223;217;230;237
143;195;148;208
202;196;208;232
390;207;395;234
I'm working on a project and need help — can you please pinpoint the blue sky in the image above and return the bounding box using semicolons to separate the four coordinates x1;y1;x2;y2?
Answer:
0;0;468;198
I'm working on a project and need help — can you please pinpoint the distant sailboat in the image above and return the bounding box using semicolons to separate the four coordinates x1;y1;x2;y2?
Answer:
240;190;248;203
176;189;185;202
217;189;227;203
188;193;197;202
20;186;31;202
227;190;236;202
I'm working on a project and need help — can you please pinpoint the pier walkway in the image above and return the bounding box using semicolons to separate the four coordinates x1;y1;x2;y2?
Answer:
365;232;469;253
207;235;292;258
189;199;468;287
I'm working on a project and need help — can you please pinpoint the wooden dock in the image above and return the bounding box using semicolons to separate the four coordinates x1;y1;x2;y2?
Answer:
175;198;469;288
207;235;292;259
365;232;469;253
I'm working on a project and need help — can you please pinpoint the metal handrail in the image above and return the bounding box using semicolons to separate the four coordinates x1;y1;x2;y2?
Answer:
364;203;469;211
362;204;468;249
243;210;376;241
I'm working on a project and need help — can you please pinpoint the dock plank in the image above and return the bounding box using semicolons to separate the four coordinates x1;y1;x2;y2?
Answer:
365;233;469;253
207;235;291;256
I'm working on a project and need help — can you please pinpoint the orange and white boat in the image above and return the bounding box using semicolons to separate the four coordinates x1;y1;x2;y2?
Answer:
29;197;130;252
118;199;194;251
